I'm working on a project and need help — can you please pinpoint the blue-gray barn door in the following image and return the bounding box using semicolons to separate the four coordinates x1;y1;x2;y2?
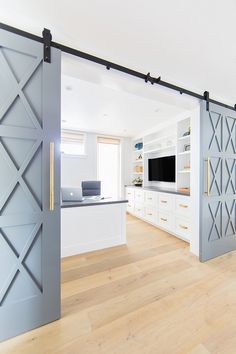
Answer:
0;28;61;341
200;101;236;261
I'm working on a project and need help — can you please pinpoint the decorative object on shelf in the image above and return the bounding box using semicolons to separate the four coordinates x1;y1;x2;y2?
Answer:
184;144;191;152
182;127;191;137
135;165;143;173
136;153;143;161
134;142;143;150
132;177;143;187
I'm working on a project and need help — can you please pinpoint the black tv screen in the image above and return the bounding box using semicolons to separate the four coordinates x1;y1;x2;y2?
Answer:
148;156;176;182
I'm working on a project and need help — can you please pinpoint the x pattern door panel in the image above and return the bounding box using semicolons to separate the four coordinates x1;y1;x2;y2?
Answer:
201;102;236;261
0;28;61;341
0;43;43;307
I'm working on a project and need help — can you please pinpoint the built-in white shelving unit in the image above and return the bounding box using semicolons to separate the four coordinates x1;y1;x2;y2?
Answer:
131;116;191;193
176;117;191;191
132;138;144;182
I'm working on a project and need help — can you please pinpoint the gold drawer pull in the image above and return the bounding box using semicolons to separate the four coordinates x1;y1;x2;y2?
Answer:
137;209;141;211
179;224;188;230
128;192;132;195
128;204;132;207
161;217;167;222
161;200;167;203
148;197;152;200
147;213;153;216
179;204;188;208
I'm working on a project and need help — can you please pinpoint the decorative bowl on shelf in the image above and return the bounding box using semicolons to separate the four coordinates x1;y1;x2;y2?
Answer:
134;142;143;150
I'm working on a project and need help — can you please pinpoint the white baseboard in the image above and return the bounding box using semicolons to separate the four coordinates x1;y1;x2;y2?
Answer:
61;236;126;258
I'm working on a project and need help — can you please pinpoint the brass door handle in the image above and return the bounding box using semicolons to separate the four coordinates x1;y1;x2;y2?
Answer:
205;157;210;196
50;142;55;211
179;204;188;208
179;224;188;230
161;217;167;222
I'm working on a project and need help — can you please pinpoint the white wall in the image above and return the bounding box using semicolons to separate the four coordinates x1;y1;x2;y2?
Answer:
61;132;132;197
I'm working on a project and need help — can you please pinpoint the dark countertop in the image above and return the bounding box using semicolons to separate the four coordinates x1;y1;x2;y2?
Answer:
125;185;190;196
61;198;128;208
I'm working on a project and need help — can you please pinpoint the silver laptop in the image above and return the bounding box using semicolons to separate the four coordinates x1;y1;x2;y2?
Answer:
61;187;83;202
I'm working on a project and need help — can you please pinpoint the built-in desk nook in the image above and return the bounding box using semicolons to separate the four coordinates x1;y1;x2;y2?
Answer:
61;198;128;257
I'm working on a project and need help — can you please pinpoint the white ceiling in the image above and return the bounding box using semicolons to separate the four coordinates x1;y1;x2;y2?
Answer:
1;0;235;135
61;74;186;137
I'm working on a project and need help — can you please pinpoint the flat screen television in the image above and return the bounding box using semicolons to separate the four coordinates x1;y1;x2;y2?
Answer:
148;156;176;182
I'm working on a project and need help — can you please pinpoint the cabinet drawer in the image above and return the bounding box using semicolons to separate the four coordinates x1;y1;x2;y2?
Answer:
144;207;158;224
158;194;173;211
175;216;190;240
127;202;134;213
134;204;144;218
175;196;191;216
135;189;144;203
144;191;158;206
126;188;134;201
158;211;173;230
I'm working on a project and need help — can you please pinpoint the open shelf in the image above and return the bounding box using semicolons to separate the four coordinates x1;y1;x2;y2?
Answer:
144;134;176;146
178;135;190;141
178;150;191;155
144;145;176;154
178;169;191;174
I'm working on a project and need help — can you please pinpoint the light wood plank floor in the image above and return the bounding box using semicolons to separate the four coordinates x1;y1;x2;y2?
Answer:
1;214;236;354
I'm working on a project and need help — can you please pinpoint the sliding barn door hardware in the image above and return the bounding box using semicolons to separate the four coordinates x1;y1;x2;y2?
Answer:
145;72;161;85
0;22;235;112
204;91;210;111
42;28;52;63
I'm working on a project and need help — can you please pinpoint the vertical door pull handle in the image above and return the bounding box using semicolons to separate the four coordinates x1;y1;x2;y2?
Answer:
50;142;55;211
205;158;210;196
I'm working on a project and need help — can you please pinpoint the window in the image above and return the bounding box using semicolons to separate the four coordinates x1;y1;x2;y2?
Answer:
61;130;86;156
97;136;121;198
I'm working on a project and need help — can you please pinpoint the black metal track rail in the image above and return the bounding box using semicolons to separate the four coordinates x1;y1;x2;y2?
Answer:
0;22;235;111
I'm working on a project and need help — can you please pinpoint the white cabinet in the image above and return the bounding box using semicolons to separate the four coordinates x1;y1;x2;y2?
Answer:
144;206;158;224
126;188;135;201
135;189;144;203
144;190;158;206
158;193;173;211
134;204;144;218
127;201;134;214
175;196;191;216
158;211;173;231
125;187;191;243
175;216;190;240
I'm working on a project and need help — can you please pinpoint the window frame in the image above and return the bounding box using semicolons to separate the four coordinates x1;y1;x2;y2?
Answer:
61;130;87;158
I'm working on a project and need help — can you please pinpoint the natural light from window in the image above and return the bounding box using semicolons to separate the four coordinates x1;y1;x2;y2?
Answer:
97;137;121;198
61;130;86;156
